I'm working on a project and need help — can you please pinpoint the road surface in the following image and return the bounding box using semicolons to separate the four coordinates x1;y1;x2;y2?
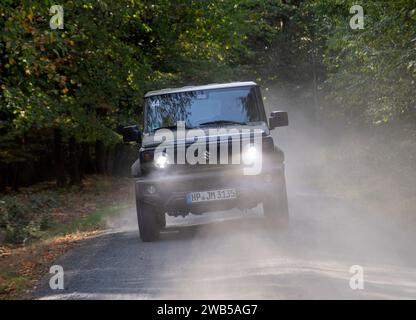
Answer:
33;190;416;299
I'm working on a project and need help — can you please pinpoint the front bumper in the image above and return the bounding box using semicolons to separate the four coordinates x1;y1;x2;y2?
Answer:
135;165;284;215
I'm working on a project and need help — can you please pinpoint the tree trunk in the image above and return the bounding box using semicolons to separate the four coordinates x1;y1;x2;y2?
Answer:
68;136;82;185
112;143;123;176
95;140;106;174
0;163;6;193
54;128;66;187
79;143;90;179
104;147;112;175
11;162;19;191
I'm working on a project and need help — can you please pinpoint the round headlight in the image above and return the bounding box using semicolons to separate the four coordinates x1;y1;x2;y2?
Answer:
154;153;169;169
243;145;259;164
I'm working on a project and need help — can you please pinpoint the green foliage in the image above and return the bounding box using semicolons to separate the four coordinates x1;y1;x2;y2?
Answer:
0;0;274;167
0;196;32;243
0;190;60;243
1;0;415;188
322;0;416;124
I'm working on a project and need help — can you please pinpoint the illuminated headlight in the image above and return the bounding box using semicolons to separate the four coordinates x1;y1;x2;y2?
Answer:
154;153;170;169
243;145;260;164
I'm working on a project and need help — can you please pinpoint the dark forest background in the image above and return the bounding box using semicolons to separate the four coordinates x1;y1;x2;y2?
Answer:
1;0;415;190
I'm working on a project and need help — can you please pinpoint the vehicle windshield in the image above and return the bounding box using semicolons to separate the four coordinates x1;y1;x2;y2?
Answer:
145;86;262;132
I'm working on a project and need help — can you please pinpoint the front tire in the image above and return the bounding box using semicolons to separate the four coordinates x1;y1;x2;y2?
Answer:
262;176;289;229
136;200;160;242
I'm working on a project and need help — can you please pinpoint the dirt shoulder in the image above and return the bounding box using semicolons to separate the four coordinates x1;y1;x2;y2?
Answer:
0;176;134;299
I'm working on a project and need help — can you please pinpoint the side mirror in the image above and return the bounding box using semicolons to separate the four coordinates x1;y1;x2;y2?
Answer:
269;111;288;130
120;125;142;144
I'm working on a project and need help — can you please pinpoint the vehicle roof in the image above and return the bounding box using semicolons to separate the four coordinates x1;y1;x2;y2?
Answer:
144;81;258;97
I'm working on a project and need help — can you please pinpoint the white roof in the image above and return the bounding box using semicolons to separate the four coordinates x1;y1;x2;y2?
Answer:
144;81;257;97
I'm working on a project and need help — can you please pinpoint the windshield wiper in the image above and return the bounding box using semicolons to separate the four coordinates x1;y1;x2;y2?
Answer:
153;124;195;131
153;120;247;131
198;120;248;127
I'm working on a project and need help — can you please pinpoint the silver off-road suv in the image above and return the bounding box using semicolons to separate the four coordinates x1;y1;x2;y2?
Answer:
122;82;289;241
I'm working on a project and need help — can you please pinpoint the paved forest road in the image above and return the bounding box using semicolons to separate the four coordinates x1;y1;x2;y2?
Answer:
33;190;416;300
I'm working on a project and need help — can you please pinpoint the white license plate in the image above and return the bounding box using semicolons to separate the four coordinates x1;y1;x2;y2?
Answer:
186;188;237;204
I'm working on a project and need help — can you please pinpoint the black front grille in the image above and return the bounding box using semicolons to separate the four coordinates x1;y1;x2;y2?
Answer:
140;135;275;174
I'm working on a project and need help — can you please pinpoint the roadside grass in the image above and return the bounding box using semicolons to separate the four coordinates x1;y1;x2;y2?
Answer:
41;204;128;238
0;276;29;297
0;176;134;300
0;203;129;299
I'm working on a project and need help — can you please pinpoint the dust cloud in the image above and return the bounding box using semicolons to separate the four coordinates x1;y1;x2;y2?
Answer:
104;86;416;299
